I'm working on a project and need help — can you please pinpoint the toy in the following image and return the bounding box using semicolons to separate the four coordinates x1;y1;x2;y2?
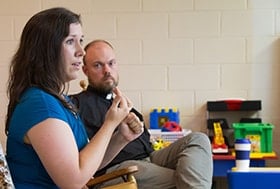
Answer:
151;138;171;151
161;121;182;132
212;122;228;154
149;108;180;129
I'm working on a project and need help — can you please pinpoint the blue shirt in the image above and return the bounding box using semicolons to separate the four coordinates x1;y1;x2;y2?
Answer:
6;87;88;188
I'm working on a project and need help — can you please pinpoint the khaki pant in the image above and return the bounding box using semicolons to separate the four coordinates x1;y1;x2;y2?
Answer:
101;132;213;189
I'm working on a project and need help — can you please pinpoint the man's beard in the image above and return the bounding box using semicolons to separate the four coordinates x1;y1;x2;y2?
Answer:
89;78;118;94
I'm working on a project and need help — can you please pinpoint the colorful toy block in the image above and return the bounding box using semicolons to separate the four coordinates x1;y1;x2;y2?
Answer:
149;108;180;129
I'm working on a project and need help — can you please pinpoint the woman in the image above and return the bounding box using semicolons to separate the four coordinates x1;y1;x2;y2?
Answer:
5;7;143;188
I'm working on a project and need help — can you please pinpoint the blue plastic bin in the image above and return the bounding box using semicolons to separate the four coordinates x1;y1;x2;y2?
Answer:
227;168;280;189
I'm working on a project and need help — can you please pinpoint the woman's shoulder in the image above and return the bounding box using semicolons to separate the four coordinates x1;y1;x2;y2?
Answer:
24;87;52;97
19;87;64;114
22;87;57;103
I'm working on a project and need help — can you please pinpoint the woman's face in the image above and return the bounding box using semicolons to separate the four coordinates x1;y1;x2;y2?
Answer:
61;23;85;82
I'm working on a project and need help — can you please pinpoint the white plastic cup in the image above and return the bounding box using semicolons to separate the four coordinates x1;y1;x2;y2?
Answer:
234;138;251;171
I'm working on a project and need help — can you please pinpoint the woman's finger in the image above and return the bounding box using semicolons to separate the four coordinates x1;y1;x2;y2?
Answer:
113;87;133;110
112;87;121;96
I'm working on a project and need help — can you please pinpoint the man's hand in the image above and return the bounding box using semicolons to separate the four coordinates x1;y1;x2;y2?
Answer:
118;112;144;141
125;112;144;134
104;87;132;127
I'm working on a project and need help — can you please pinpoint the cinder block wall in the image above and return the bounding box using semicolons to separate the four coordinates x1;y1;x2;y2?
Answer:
0;0;280;168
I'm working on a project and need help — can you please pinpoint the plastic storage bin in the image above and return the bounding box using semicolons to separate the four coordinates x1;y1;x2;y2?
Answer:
232;123;274;153
149;129;191;150
227;168;280;189
149;129;191;143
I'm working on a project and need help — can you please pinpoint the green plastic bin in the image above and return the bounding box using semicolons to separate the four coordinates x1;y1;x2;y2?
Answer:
232;123;274;153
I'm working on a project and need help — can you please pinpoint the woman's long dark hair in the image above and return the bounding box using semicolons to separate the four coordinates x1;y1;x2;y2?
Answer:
5;7;81;135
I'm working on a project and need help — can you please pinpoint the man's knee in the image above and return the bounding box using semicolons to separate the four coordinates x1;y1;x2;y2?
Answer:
186;132;211;149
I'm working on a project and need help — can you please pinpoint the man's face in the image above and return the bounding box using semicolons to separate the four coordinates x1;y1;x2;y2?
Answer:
82;41;119;93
